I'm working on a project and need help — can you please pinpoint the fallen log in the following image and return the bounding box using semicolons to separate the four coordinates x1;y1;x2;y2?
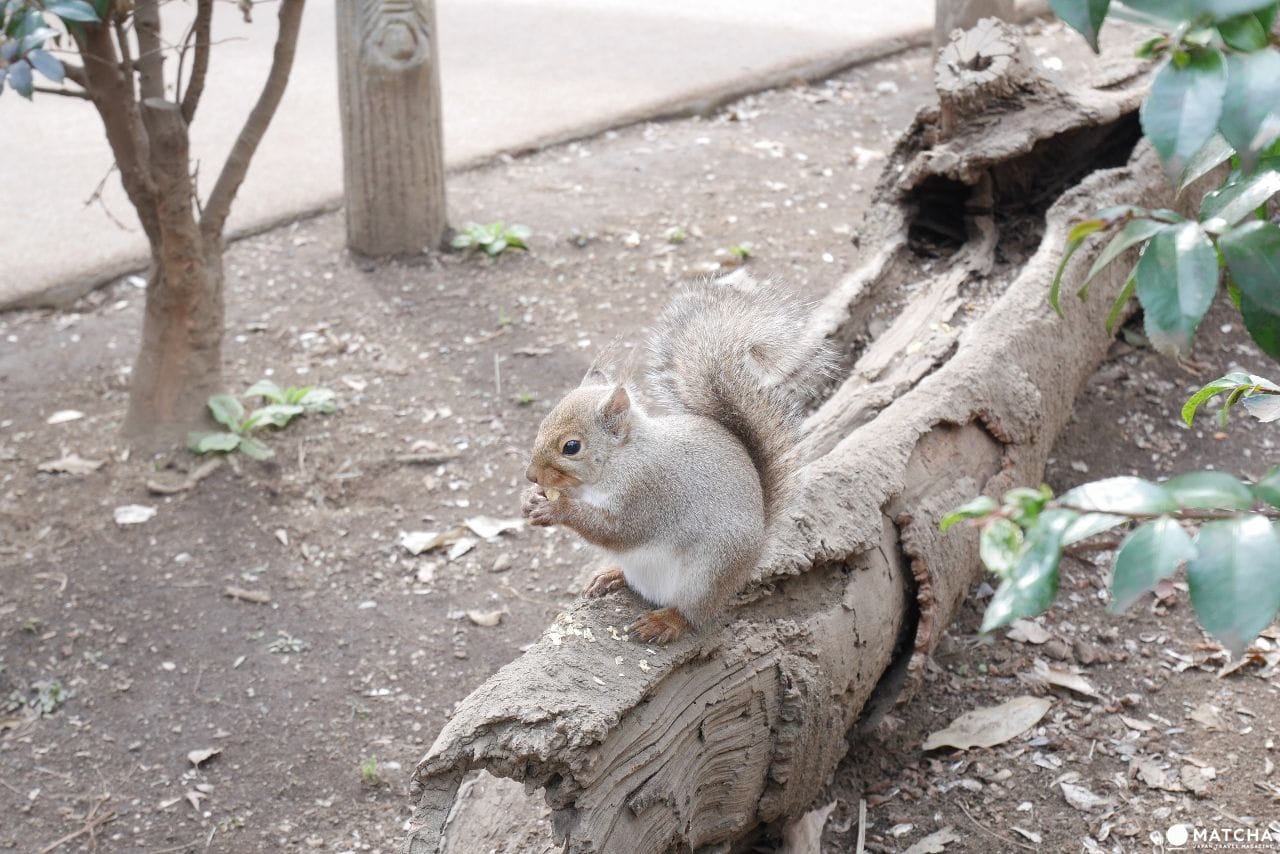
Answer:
404;19;1183;853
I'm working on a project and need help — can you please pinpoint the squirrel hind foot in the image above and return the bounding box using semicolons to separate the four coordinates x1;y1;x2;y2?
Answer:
582;565;627;598
629;608;690;645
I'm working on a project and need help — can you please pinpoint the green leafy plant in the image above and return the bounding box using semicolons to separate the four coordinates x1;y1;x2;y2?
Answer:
360;756;382;786
942;471;1280;656
1;0;100;100
187;380;336;460
947;0;1280;657
267;633;307;654
451;221;531;257
30;679;68;715
727;242;754;260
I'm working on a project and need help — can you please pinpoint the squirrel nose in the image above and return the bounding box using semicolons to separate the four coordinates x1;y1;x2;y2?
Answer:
525;464;539;484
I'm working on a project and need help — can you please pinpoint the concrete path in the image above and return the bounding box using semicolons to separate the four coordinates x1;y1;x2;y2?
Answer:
0;0;942;310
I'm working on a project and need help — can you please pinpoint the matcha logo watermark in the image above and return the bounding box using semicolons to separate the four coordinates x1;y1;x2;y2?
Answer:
1155;822;1280;851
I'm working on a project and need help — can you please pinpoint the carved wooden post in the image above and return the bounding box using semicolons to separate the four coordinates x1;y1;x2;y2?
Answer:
934;0;1015;51
336;0;447;255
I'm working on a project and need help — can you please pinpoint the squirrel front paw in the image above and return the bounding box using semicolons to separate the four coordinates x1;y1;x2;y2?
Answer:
521;485;564;527
582;565;627;598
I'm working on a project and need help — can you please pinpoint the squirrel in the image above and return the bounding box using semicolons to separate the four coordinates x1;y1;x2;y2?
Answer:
520;271;832;644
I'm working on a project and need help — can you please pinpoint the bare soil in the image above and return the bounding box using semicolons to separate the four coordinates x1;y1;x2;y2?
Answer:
2;19;1277;854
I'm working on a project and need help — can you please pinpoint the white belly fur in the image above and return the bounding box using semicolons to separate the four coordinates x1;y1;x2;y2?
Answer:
618;542;686;607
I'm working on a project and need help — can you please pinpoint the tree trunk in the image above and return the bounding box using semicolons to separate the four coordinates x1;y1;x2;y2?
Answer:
403;19;1178;854
934;0;1015;51
336;0;448;256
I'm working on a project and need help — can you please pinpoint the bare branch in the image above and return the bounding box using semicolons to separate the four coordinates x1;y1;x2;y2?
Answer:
61;61;87;88
131;0;166;102
112;15;137;102
33;85;93;99
201;0;305;238
180;0;212;123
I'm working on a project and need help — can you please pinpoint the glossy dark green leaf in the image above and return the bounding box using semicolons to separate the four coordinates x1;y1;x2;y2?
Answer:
1080;219;1167;298
1051;0;1111;51
1191;0;1279;20
1201;170;1280;232
1052;219;1110;314
981;510;1075;633
1220;50;1280;170
1255;467;1280;506
1179;134;1235;193
1164;471;1256;509
980;518;1023;579
1059;476;1179;514
1187;516;1280;657
44;0;99;21
1110;517;1197;612
940;495;998;532
1141;50;1228;178
1217;12;1268;50
1134;222;1219;358
1219;220;1280;316
1240;294;1280;360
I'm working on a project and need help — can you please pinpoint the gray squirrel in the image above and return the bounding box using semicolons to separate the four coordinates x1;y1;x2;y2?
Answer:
521;271;833;643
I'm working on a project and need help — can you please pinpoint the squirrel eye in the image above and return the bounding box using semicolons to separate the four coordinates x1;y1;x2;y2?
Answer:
562;439;581;456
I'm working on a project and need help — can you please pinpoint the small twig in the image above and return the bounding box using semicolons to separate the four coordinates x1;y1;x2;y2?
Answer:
1063;535;1122;555
956;799;1035;852
1055;502;1280;522
854;798;867;854
38;794;115;854
493;353;502;399
32;85;92;99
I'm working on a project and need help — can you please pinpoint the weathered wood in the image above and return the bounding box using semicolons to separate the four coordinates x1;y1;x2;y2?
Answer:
336;0;447;255
404;21;1175;854
934;0;1015;51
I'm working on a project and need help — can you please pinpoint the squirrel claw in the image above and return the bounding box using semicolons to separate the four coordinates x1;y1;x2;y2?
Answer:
583;566;627;598
629;608;690;645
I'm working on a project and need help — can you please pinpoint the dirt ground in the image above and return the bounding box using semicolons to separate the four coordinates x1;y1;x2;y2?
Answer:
2;18;1278;854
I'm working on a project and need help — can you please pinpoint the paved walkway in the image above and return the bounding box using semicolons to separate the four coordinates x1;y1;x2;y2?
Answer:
0;0;947;309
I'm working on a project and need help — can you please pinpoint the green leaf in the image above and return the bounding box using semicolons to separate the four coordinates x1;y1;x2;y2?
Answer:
1241;388;1280;420
980;518;1024;579
244;379;285;404
1164;471;1256;509
1255;467;1280;506
26;48;61;83
1217;12;1267;50
243;403;304;430
1059;476;1178;514
1134;222;1219;358
1240;293;1280;360
1051;218;1109;314
297;387;336;413
1200;169;1280;232
207;394;246;431
1062;512;1128;544
1110;517;1197;613
940;495;998;531
187;431;242;454
1188;0;1277;21
981;510;1075;633
7;58;31;98
1187;516;1280;657
1179;133;1235;192
1141;50;1228;178
1219;220;1280;316
1105;274;1137;334
1219;50;1280;170
44;0;99;21
236;435;274;461
1182;371;1253;424
1001;485;1053;527
1080;219;1167;298
1050;0;1111;51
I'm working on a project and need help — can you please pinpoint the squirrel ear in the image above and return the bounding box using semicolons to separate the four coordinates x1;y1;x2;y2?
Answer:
580;365;609;387
600;385;631;433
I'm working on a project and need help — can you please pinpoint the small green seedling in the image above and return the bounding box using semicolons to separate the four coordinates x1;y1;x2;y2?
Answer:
514;391;536;406
664;225;688;244
452;222;531;257
31;679;67;716
188;380;336;460
267;633;307;654
728;243;754;259
360;756;381;785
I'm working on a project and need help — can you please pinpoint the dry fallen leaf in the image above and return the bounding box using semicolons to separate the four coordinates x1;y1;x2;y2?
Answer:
1180;765;1212;796
1133;756;1184;792
922;696;1051;751
1031;659;1099;698
113;504;157;526
37;453;104;476
447;536;478;561
399;527;466;556
902;826;960;854
1188;703;1226;731
187;747;221;767
1007;619;1052;645
1119;714;1154;732
465;609;504;627
779;800;836;854
464;516;524;539
185;789;207;811
1059;781;1111;812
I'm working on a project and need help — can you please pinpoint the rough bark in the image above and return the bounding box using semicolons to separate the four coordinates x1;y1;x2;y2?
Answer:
73;0;306;446
404;20;1171;854
934;0;1015;51
336;0;448;256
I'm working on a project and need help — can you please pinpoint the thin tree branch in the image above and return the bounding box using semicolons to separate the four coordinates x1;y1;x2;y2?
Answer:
180;0;212;123
33;85;93;99
201;0;305;239
1055;503;1280;522
131;0;166;102
112;14;137;102
61;61;87;88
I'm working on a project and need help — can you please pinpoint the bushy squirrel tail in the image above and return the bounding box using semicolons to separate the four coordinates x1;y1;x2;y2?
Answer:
646;271;833;525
